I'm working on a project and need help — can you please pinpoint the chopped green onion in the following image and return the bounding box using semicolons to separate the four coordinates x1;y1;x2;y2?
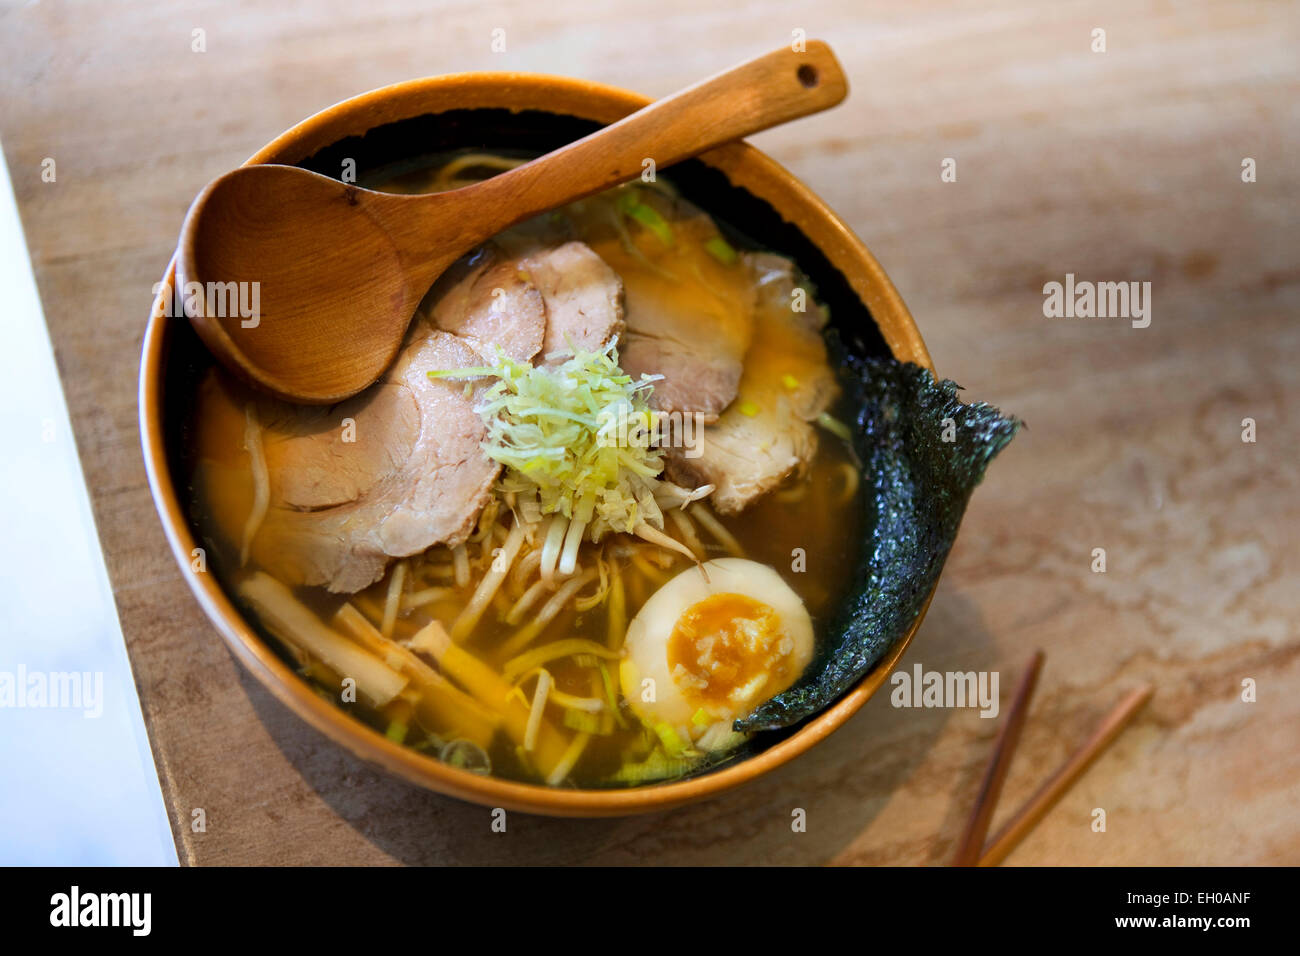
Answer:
385;719;408;744
738;400;759;417
653;721;690;756
605;750;695;785
440;739;492;774
703;236;738;265
781;373;799;390
563;709;609;734
618;191;675;247
599;662;627;729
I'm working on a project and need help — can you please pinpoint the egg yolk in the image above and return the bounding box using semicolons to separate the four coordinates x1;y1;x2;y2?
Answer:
666;592;799;715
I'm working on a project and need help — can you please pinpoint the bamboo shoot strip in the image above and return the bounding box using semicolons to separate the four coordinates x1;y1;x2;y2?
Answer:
629;551;669;586
238;572;408;708
408;621;570;778
352;592;388;627
333;603;499;750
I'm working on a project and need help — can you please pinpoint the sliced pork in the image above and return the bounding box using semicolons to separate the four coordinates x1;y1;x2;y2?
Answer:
617;267;753;421
247;240;625;592
665;253;838;514
253;328;501;592
429;241;624;363
565;192;756;422
521;241;625;359
427;244;546;362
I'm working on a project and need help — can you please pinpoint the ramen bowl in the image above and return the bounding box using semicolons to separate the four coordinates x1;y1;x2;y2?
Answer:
139;71;934;816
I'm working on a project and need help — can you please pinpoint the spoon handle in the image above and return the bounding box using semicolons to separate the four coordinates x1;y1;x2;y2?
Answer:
447;41;846;241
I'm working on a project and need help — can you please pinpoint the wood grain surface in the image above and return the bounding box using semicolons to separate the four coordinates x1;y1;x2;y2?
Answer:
1;0;1296;865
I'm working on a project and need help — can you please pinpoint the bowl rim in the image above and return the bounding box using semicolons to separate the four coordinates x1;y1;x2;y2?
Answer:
139;70;935;816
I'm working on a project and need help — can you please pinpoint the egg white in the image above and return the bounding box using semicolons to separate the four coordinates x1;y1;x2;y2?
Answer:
619;557;814;751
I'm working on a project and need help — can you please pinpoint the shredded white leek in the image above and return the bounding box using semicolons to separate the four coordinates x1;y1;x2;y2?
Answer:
431;341;671;542
540;512;567;585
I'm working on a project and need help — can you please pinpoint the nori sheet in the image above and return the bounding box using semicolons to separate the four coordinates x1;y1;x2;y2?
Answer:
735;348;1021;732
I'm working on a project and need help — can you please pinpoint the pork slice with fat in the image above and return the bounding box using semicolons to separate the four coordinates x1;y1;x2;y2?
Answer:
665;253;838;514
253;329;501;593
519;241;625;360
427;244;546;363
616;268;754;422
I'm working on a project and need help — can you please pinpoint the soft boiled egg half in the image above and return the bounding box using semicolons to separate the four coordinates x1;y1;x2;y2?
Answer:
620;558;814;754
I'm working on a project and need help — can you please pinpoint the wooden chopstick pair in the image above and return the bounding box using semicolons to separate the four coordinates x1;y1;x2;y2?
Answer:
949;651;1153;866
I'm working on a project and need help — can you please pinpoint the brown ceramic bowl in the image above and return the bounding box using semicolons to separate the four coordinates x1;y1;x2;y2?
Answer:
139;72;935;816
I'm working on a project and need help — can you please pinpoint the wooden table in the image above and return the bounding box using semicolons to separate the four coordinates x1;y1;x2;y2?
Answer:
2;0;1296;865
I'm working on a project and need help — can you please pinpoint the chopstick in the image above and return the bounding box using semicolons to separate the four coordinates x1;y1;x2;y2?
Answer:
949;650;1044;866
977;683;1154;867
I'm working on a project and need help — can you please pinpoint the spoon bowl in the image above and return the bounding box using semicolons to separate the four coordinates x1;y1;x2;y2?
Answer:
179;166;424;403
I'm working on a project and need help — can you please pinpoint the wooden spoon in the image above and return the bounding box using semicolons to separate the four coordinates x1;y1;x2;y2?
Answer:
176;42;847;404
